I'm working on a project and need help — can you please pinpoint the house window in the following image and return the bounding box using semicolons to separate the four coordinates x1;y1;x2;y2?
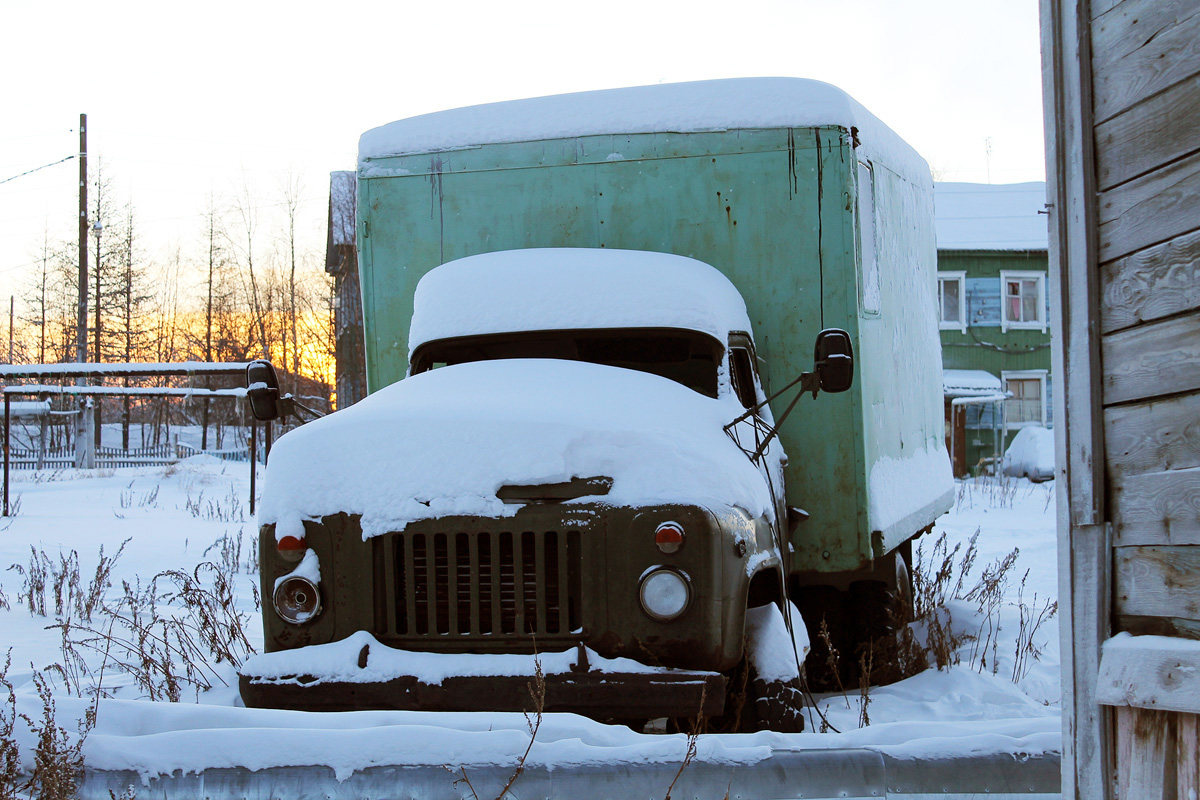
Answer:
938;271;967;332
1002;370;1048;428
999;270;1046;332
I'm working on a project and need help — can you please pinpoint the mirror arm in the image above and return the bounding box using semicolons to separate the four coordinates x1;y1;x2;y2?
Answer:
286;396;325;421
748;374;814;461
724;370;819;432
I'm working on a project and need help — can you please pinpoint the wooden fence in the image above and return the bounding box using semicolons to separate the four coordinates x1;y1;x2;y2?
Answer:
6;442;255;469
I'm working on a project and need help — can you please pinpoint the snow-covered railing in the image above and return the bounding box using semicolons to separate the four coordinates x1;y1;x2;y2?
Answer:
5;442;258;470
0;361;252;379
0;362;261;515
2;384;247;398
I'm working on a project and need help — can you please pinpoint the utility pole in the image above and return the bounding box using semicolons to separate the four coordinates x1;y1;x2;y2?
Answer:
77;114;87;366
76;114;95;469
93;214;103;449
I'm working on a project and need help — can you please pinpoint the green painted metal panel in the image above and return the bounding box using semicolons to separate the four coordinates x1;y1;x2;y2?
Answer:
357;126;944;574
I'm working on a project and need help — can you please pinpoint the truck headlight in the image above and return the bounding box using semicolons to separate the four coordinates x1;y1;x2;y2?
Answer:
639;568;691;621
273;576;322;624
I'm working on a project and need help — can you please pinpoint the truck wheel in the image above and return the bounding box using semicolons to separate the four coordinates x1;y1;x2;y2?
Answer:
705;658;806;733
795;584;852;692
749;672;806;733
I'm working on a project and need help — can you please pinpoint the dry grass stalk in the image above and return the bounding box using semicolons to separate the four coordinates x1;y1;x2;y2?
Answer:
20;672;95;800
1;652;21;800
52;559;257;702
664;684;705;800
857;643;873;728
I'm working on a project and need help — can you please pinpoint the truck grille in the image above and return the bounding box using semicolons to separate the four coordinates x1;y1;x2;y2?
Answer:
373;530;582;639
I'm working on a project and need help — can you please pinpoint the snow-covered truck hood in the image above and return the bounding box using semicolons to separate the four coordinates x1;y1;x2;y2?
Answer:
258;359;771;541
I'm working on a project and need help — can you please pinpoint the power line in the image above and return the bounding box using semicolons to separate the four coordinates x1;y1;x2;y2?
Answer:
0;155;76;186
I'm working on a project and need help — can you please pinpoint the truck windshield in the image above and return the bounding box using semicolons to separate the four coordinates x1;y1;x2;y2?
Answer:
411;328;723;397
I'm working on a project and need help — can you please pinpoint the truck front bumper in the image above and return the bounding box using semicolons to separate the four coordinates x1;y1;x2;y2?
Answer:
238;633;726;719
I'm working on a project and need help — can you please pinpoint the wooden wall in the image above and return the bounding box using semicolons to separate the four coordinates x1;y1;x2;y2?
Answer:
1043;0;1200;797
1092;0;1200;643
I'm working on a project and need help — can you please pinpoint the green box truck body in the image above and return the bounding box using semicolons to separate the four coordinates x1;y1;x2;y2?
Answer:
241;79;954;725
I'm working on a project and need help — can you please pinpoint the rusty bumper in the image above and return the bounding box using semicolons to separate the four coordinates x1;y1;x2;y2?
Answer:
239;669;725;719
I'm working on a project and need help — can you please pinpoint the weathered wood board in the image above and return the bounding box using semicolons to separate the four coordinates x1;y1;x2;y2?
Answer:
1102;311;1200;406
1098;150;1200;263
1100;226;1200;334
1095;70;1200;190
1091;0;1200;123
1106;393;1200;478
1112;707;1200;799
1114;545;1200;623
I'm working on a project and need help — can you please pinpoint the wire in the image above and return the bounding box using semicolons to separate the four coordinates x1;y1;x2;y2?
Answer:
0;155;75;186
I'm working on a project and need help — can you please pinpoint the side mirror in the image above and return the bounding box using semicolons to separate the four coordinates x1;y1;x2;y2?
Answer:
246;359;282;421
814;329;854;393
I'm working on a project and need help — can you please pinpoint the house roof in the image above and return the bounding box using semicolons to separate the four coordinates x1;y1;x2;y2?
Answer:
935;182;1048;251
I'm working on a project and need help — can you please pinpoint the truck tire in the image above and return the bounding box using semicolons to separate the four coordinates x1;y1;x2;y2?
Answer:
795;584;852;692
749;672;806;732
703;658;806;733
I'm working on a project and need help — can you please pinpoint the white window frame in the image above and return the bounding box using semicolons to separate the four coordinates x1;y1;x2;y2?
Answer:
1001;369;1049;429
999;270;1047;333
937;271;967;332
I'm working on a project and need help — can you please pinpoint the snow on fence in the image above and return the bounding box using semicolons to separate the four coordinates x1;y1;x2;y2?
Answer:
5;442;257;469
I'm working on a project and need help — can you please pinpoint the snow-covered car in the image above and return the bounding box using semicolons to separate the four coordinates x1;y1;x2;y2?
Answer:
1002;427;1056;482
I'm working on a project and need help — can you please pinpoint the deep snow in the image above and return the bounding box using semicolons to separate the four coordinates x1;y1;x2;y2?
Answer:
0;458;1061;782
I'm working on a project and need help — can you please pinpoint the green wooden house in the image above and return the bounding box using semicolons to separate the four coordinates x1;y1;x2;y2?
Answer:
935;182;1050;476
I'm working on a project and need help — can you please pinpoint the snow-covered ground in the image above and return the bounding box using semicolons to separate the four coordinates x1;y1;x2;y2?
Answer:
0;460;1060;783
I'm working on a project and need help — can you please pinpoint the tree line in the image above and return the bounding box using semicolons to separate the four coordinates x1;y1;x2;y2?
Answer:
9;162;335;452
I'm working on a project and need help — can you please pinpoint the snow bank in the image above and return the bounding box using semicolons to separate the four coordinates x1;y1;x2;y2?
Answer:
258;359;771;539
1002;427;1055;482
360;78;930;182
0;454;1062;785
409;249;752;354
818;666;1058;735
934;182;1048;251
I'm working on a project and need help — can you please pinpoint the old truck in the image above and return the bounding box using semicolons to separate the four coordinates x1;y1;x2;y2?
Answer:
239;78;954;731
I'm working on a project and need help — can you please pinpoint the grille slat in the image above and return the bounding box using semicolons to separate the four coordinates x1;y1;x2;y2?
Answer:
380;529;580;640
533;533;546;636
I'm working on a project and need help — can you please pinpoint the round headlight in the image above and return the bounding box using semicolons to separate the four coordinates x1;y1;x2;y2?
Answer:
639;568;691;621
273;576;321;625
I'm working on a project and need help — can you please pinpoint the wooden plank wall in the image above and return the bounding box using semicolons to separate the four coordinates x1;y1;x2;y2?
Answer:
1092;0;1200;641
1115;707;1200;798
1089;0;1200;796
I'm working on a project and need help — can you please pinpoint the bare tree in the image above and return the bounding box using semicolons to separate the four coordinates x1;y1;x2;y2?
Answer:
227;177;270;361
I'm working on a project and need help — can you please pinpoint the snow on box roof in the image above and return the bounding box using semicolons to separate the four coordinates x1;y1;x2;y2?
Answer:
360;78;930;182
409;248;753;355
935;182;1048;251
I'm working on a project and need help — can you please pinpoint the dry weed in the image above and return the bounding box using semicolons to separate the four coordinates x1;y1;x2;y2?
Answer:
1;652;21;800
51;559;257;702
20;672;95;800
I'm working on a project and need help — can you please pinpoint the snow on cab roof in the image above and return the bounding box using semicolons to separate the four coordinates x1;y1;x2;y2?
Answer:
408;248;753;355
935;182;1048;251
360;78;930;181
